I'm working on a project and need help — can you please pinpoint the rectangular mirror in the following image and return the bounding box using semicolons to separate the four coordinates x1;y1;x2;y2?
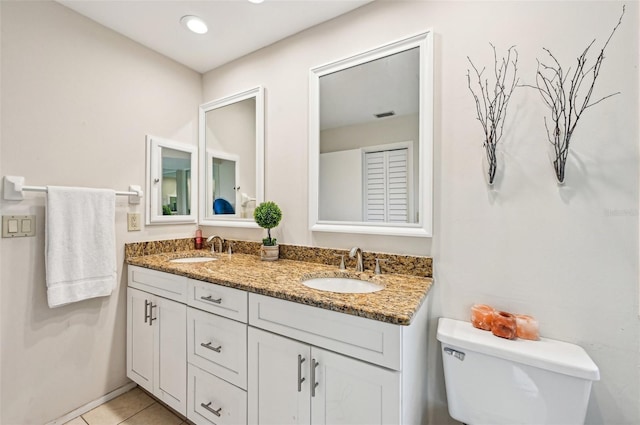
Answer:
199;86;264;227
309;32;433;237
145;135;197;224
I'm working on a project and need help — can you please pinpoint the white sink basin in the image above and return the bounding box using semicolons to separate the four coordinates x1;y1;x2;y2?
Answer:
302;277;383;294
169;257;217;264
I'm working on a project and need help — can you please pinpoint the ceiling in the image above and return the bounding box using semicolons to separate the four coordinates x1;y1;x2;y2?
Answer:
56;0;373;74
320;47;419;130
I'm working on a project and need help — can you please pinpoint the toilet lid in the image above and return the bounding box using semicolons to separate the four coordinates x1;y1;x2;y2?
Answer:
437;318;600;381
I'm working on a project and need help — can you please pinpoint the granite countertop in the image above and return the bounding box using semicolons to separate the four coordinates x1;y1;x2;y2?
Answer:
127;250;434;325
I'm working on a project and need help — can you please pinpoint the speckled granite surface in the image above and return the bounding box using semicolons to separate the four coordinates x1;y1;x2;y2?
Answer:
125;239;433;278
126;249;434;325
124;238;196;258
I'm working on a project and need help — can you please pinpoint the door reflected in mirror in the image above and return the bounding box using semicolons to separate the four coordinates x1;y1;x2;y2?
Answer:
199;87;264;227
208;152;239;215
162;147;192;215
309;33;433;237
146;135;197;225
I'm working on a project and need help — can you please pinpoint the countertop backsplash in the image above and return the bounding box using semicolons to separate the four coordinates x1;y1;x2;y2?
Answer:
125;238;433;278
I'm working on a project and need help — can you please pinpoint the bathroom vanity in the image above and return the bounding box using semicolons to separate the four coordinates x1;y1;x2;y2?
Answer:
126;249;432;425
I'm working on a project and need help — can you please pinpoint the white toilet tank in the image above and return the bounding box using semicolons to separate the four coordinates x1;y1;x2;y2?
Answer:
437;318;600;425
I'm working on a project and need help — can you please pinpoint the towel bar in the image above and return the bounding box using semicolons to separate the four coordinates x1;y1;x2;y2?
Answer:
3;175;143;205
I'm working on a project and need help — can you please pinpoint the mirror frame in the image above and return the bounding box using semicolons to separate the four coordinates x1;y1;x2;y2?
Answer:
198;86;264;228
145;135;198;225
308;32;433;237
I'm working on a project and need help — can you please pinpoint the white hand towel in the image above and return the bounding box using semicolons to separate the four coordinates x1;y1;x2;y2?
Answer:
45;186;117;308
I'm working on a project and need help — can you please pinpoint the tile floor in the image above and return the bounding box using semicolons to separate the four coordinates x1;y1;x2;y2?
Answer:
63;387;189;425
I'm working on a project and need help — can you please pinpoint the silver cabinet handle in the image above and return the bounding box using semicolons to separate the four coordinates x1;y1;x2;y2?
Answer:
311;358;319;397
200;295;222;304
144;300;150;323
148;303;157;326
297;355;306;392
200;402;222;417
200;341;222;353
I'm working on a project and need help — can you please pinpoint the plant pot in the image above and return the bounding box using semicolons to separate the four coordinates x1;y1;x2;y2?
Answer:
260;244;279;261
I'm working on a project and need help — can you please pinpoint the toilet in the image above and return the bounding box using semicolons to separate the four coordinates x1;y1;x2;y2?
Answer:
437;317;600;425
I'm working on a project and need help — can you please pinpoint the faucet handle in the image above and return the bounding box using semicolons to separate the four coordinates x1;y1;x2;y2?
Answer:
206;235;224;254
374;258;392;275
227;242;233;255
333;254;346;270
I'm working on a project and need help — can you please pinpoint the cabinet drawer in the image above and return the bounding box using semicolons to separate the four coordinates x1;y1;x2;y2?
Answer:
128;266;187;303
249;293;402;370
188;307;247;389
188;279;248;322
187;364;247;425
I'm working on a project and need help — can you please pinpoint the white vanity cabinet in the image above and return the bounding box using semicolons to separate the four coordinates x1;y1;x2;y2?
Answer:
247;293;428;425
126;283;187;415
127;266;429;425
248;327;400;425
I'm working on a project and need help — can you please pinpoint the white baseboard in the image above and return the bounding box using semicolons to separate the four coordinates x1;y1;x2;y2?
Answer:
45;382;137;425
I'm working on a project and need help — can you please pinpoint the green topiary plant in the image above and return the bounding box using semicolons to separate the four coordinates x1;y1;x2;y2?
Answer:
253;201;282;246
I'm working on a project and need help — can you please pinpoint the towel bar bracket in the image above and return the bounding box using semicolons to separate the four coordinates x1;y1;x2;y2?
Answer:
3;176;25;201
128;185;142;205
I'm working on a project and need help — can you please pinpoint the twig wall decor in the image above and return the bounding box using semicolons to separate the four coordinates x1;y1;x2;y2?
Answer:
526;6;625;184
467;44;519;186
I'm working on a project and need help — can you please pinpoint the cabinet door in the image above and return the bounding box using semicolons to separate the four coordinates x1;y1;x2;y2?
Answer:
154;296;187;415
311;347;401;425
127;287;154;394
248;327;311;425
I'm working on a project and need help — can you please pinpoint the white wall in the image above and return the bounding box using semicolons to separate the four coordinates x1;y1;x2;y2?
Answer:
319;149;362;221
0;1;201;423
202;1;639;423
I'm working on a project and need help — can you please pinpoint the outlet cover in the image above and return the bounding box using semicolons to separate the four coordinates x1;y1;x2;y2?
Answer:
127;213;141;231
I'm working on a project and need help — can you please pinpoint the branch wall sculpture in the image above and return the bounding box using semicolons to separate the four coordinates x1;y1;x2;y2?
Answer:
527;6;625;184
467;44;519;186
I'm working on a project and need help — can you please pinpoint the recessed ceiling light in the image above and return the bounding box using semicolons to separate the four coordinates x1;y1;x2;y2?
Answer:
248;0;265;4
180;15;208;35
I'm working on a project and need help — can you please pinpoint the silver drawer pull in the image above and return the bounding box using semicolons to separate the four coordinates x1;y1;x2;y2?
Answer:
201;402;222;417
201;341;222;353
297;355;306;392
144;299;150;323
444;347;465;361
311;358;319;397
148;303;157;326
200;295;222;304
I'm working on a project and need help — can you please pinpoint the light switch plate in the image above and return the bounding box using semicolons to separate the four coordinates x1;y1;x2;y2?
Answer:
2;215;36;237
127;213;141;231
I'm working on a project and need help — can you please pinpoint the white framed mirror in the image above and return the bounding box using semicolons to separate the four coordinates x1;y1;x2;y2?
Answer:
145;135;197;225
199;86;264;227
309;32;433;237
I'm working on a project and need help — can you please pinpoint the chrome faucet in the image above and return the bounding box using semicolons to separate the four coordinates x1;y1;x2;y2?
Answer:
207;235;224;254
349;247;364;272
